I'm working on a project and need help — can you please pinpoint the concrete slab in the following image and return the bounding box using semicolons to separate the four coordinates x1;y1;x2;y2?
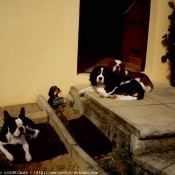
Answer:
72;84;175;139
69;83;175;174
130;134;175;155
109;105;175;139
166;103;175;110
162;163;175;175
81;97;131;152
133;150;175;175
146;91;175;104
151;84;175;91
145;84;175;104
37;94;108;174
26;111;48;124
85;91;160;108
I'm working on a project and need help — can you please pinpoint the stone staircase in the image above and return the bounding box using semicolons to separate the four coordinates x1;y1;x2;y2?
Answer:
68;84;175;175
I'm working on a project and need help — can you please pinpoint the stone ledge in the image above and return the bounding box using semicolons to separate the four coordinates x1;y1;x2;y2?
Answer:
69;84;175;156
37;94;108;174
72;84;175;139
133;150;175;175
26;111;48;124
130;134;175;156
69;84;175;175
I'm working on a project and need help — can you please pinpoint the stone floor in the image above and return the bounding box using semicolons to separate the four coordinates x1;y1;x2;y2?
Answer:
69;83;175;175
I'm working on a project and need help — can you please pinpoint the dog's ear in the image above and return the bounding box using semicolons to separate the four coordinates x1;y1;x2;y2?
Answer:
107;61;114;70
104;67;110;76
90;67;97;86
48;86;54;97
3;110;11;121
107;60;117;72
19;107;25;118
48;86;57;97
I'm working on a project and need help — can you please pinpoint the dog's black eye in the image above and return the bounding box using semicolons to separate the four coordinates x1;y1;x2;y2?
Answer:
102;72;106;75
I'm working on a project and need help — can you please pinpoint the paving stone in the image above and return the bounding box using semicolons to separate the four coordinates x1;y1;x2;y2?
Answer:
26;110;48;124
166;103;175;110
146;90;175;103
133;151;175;175
162;163;175;175
130;134;175;155
85;91;160;107
109;105;175;139
75;85;175;139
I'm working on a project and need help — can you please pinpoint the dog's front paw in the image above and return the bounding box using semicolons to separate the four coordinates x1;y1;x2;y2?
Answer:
99;93;105;98
78;90;85;96
7;153;14;161
110;94;117;99
32;129;40;138
26;153;32;162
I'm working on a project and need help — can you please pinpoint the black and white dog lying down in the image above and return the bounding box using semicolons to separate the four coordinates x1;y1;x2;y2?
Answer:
78;66;144;100
0;107;40;162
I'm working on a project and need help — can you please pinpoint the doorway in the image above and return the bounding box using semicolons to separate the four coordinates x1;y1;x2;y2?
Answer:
122;0;151;71
77;0;150;73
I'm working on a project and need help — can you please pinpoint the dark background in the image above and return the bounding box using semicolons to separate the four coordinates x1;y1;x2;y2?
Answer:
78;0;135;58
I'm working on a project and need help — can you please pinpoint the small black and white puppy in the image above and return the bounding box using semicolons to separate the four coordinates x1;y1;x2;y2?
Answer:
0;107;39;162
78;66;144;100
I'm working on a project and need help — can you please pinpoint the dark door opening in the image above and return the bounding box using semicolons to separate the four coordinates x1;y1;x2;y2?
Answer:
122;0;151;71
77;0;150;73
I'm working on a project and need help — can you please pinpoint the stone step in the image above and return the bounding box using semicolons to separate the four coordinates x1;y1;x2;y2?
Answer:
133;150;175;175
68;84;175;156
68;84;175;175
37;94;108;174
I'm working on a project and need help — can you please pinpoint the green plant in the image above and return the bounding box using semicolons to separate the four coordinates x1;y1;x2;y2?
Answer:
69;100;75;107
97;150;143;175
162;1;175;86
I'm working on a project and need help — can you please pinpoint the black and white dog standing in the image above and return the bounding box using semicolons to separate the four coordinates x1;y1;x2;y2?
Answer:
79;66;144;100
0;107;39;162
